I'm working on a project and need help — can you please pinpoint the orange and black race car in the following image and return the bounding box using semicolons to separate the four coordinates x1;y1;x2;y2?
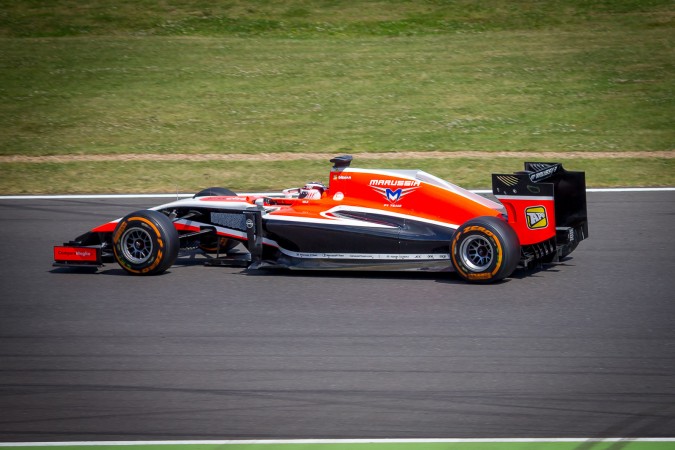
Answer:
53;155;588;283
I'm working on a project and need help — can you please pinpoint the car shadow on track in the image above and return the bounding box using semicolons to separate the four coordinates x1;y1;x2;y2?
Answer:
49;252;578;284
508;258;578;281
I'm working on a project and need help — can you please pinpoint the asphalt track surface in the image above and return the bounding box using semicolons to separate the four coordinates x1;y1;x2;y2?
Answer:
0;191;674;442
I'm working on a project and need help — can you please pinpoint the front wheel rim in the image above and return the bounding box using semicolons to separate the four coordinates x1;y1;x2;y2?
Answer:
120;227;153;264
459;235;494;271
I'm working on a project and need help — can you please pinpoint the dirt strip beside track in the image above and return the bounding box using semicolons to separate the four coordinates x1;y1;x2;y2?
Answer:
1;150;674;163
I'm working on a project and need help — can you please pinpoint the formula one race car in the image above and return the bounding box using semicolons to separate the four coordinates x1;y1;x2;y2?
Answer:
53;156;588;283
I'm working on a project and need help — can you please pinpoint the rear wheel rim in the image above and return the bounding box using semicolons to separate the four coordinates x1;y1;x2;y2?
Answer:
121;227;153;264
459;235;494;271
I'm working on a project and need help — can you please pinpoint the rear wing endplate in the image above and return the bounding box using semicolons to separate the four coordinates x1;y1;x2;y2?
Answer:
492;162;588;258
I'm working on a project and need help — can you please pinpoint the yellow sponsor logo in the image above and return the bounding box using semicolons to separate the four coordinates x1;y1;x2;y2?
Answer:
525;206;548;229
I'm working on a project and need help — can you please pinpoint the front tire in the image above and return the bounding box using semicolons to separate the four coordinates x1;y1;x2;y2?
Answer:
451;216;520;283
112;210;179;275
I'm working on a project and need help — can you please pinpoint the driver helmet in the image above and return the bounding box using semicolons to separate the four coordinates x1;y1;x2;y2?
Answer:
298;182;326;200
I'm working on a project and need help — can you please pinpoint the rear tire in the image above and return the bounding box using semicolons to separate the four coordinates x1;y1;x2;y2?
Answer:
194;187;237;198
112;210;179;275
193;187;239;252
451;216;520;283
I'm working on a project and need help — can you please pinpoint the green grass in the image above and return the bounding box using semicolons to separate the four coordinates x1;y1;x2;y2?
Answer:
1;158;672;195
1;31;672;157
0;0;673;193
1;0;673;38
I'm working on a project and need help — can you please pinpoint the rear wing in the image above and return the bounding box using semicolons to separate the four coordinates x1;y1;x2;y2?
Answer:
492;162;588;262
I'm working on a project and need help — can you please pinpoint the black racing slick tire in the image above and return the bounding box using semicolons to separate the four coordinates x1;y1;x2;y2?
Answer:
193;187;237;198
451;216;520;283
112;210;179;276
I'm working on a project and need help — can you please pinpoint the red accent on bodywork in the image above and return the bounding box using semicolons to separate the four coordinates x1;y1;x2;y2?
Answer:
173;222;200;232
91;221;118;233
53;246;101;263
199;196;253;202
172;221;247;241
